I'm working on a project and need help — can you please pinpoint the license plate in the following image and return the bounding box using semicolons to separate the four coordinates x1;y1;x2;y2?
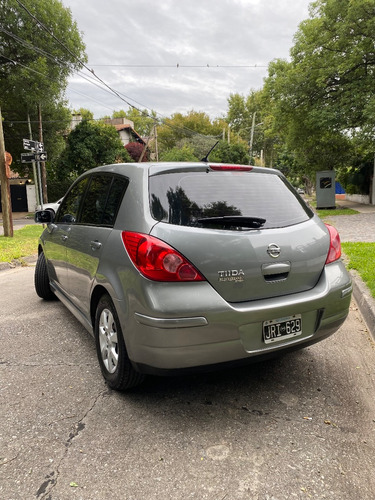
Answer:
263;314;302;344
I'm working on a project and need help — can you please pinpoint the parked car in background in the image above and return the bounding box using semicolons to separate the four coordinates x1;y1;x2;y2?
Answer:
34;162;352;391
36;198;62;216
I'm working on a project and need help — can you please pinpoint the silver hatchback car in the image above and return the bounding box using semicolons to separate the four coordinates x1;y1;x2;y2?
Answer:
35;162;352;390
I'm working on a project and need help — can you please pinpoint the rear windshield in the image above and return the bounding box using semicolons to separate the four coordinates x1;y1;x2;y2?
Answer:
150;171;313;230
149;170;312;230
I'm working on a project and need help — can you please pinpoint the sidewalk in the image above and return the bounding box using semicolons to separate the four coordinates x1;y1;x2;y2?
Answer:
336;198;375;213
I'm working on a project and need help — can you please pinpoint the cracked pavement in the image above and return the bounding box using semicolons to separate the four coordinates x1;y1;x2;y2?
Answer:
1;266;375;499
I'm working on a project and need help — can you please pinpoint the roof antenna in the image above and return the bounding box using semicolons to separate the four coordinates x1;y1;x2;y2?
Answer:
201;141;219;162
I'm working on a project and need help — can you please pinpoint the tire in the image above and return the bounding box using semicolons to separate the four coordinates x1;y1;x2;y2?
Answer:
34;252;56;300
94;294;145;391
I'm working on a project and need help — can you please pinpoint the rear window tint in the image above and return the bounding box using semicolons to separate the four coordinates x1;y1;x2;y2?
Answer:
149;171;312;229
80;174;128;227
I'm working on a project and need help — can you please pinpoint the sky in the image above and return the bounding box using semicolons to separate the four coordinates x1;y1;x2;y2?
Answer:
61;0;313;120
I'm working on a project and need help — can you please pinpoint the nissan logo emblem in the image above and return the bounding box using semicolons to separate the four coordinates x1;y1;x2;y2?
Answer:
267;243;281;258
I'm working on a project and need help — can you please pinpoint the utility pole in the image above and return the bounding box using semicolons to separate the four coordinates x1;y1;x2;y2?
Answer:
0;107;13;237
154;121;159;162
249;112;256;165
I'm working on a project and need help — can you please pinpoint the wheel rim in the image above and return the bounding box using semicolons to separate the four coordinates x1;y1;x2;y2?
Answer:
98;307;119;374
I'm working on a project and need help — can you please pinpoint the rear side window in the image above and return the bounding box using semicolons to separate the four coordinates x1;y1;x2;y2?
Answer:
80;174;128;226
149;171;312;229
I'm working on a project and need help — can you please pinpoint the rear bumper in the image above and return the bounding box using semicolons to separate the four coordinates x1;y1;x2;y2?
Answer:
117;261;352;373
132;316;346;377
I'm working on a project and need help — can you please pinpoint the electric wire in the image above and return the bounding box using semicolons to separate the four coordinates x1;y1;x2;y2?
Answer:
6;1;225;141
91;64;267;68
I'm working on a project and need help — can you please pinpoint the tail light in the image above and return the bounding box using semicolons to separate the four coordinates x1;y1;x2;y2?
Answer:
122;232;205;282
325;224;341;264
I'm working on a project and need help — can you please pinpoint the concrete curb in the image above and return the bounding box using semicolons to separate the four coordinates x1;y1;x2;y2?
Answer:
0;255;37;272
350;270;375;342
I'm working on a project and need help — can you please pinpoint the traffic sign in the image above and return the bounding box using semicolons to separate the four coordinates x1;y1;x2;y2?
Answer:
21;152;36;163
35;152;47;161
21;151;48;163
23;139;44;152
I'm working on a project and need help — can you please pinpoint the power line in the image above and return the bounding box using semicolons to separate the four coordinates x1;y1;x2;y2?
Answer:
9;1;223;142
14;0;150;115
0;27;121;110
90;64;268;69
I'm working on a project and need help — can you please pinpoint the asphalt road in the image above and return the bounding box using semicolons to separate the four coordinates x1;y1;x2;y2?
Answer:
1;266;375;500
0;217;36;236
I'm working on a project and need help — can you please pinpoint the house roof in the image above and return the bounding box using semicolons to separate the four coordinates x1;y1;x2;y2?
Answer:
114;124;132;131
115;124;145;144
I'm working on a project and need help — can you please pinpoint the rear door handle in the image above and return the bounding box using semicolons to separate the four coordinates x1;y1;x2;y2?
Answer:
90;240;102;251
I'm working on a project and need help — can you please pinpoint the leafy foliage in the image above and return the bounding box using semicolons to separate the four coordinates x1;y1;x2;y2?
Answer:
209;141;250;165
157;111;224;153
263;0;375;182
0;0;87;178
125;142;148;162
57;120;132;179
159;144;198;162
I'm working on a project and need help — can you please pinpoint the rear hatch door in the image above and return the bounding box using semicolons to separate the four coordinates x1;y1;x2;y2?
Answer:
148;165;329;303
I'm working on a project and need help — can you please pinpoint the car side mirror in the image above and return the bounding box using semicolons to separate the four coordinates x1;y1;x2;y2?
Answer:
35;210;54;223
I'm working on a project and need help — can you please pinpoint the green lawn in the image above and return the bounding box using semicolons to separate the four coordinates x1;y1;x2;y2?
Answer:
0;225;43;263
341;242;375;298
316;207;358;217
306;197;359;217
309;199;375;298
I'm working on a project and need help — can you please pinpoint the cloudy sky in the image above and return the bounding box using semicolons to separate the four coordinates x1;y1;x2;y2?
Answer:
61;0;312;120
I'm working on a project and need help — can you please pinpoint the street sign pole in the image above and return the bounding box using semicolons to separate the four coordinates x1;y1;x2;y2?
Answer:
36;160;44;211
22;139;47;209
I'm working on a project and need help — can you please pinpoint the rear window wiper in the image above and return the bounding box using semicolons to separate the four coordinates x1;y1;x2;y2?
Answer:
197;216;266;228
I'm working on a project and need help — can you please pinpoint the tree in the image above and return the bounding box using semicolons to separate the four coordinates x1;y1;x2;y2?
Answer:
57;120;132;179
263;0;375;186
159;144;198;162
73;108;94;121
290;0;375;132
125;142;149;162
0;0;86;182
175;135;221;161
209;140;250;165
226;90;277;166
157;110;224;153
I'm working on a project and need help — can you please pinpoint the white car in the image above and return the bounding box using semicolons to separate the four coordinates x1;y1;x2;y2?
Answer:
36;198;62;216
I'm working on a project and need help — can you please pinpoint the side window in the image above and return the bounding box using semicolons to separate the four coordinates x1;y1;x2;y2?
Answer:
55;178;88;224
103;177;128;226
80;175;113;225
80;175;128;226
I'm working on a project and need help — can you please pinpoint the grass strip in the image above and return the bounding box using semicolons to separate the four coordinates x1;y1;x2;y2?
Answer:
0;225;43;263
342;242;375;298
316;207;358;217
